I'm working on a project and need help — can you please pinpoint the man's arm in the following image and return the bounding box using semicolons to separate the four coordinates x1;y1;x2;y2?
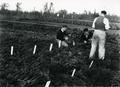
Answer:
104;18;110;30
92;18;97;29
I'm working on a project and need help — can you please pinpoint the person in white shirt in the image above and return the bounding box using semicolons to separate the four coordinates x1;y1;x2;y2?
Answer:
89;10;110;60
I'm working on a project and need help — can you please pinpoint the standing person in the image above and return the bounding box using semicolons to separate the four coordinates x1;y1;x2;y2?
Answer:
89;10;110;60
56;25;69;48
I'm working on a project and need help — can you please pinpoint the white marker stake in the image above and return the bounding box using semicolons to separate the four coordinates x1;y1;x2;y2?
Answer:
11;46;13;55
58;40;61;48
49;43;53;51
89;60;94;68
71;69;76;77
73;41;75;46
45;81;51;87
33;45;37;54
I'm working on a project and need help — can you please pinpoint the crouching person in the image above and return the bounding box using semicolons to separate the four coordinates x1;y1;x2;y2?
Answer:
80;28;93;44
56;25;69;48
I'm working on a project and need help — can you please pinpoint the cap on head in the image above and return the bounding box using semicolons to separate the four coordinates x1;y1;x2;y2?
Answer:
61;25;68;31
83;28;88;32
101;10;107;15
62;25;68;28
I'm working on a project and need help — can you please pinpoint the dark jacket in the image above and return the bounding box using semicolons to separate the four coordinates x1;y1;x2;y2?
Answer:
80;31;93;42
56;29;68;41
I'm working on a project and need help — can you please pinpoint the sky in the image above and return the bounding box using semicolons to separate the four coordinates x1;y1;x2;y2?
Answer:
0;0;120;16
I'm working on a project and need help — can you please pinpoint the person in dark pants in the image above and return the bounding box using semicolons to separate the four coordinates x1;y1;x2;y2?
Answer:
56;25;69;48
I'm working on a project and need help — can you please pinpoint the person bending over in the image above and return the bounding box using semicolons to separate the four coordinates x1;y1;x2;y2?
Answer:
56;25;69;48
80;28;93;44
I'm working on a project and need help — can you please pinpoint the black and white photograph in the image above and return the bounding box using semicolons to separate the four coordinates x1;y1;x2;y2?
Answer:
0;0;120;87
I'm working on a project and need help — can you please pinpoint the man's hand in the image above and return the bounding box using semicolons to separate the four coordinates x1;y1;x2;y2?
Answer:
65;36;69;40
84;41;87;43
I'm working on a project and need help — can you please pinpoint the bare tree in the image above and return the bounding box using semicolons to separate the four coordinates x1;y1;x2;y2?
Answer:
48;2;54;13
84;10;87;15
43;2;54;13
58;9;67;18
16;2;22;12
0;3;9;11
43;2;48;13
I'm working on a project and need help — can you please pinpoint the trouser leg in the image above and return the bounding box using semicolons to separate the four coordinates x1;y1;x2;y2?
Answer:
98;33;106;60
57;39;68;48
89;42;97;58
89;34;98;59
57;39;62;48
61;41;68;47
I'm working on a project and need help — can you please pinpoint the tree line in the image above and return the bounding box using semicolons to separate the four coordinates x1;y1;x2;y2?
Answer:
0;2;120;23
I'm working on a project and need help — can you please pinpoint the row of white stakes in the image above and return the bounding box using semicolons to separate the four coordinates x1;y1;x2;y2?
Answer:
11;41;76;55
10;44;93;87
10;43;54;55
10;44;77;87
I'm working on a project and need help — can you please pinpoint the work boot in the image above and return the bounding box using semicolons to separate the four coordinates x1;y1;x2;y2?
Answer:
99;57;105;60
86;57;94;66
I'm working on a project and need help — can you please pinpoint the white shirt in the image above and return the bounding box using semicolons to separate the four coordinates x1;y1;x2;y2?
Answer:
92;17;110;30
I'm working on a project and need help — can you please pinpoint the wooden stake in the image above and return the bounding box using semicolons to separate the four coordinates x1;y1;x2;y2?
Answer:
58;40;61;48
89;60;94;68
33;45;37;54
71;68;76;77
45;81;51;87
11;46;13;55
73;41;75;46
49;43;53;51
